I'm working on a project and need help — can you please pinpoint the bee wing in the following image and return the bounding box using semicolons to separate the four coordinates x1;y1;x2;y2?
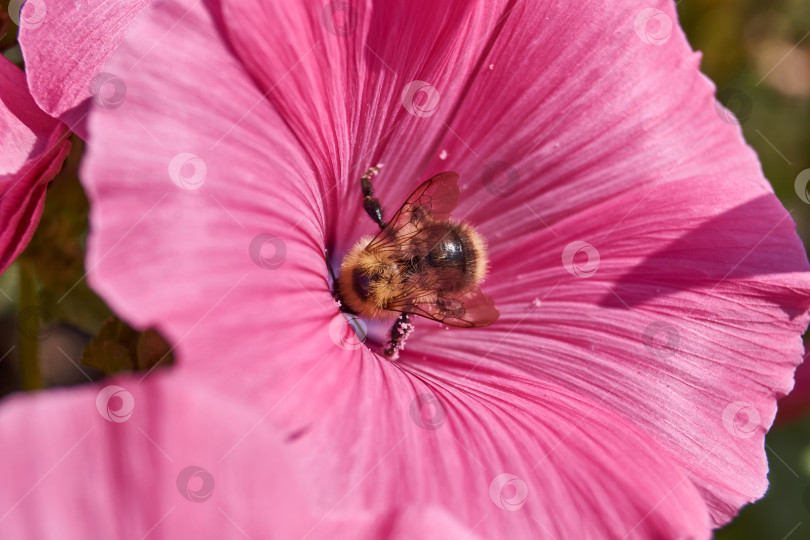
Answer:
367;171;460;251
359;170;497;326
387;285;500;328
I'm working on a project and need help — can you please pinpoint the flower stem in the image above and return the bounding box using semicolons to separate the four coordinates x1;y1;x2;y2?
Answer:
18;262;44;390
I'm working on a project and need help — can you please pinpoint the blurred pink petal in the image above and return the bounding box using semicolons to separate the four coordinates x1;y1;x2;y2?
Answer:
0;372;309;538
17;0;152;137
330;506;487;540
0;372;492;539
0;56;71;272
79;0;810;537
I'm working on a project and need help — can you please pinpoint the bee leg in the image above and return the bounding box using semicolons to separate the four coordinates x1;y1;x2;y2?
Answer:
360;164;386;230
384;313;413;360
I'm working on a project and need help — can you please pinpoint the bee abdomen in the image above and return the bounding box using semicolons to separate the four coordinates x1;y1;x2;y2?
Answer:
422;223;479;292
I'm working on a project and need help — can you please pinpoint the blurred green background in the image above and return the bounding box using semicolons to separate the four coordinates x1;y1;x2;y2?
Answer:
2;0;810;537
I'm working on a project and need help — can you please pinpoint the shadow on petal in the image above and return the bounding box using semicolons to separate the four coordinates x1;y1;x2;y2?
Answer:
600;194;810;317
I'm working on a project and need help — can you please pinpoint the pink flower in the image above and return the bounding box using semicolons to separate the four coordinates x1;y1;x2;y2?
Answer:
16;0;153;138
5;0;810;538
0;56;70;273
0;0;152;272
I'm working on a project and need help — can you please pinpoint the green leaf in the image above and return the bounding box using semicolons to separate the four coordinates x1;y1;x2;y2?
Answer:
80;317;174;375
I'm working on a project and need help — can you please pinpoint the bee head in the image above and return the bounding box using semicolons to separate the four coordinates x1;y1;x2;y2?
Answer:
351;268;373;300
337;236;397;319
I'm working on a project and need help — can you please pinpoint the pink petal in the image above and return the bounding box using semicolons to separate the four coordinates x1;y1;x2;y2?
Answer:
399;0;810;526
348;506;487;540
321;506;489;540
0;56;71;272
217;0;512;250
17;0;152;137
288;361;712;538
80;2;713;535
0;372;314;538
0;371;526;539
419;187;810;525
82;0;339;428
79;0;810;536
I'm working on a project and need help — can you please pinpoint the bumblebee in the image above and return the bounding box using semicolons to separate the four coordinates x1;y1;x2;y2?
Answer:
335;166;499;358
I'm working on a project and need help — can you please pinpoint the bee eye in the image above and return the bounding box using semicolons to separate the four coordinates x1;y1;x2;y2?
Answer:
352;269;373;300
